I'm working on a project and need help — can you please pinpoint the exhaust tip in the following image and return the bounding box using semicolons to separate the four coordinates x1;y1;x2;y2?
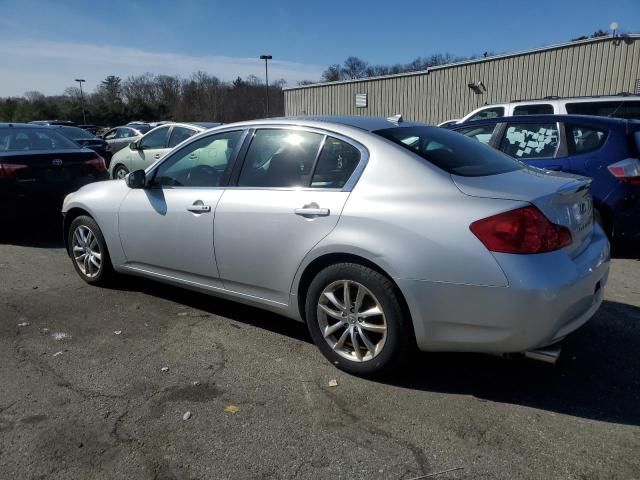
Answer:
524;344;562;364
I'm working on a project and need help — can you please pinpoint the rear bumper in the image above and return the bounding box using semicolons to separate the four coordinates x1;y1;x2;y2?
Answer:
398;226;610;353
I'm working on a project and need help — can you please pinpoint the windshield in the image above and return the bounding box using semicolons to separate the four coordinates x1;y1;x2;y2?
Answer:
0;127;81;152
59;126;95;139
374;126;523;177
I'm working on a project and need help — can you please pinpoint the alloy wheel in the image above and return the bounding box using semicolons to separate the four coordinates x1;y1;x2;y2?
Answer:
317;280;387;362
71;225;102;278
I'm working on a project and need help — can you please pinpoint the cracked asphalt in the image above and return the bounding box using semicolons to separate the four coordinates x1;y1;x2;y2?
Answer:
1;216;639;480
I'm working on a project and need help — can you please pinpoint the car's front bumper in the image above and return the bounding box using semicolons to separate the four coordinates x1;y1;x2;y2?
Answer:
398;226;610;353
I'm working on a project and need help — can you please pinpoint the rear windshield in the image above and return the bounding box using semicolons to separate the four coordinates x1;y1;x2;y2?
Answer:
374;126;522;177
0;127;80;152
59;126;95;139
565;100;640;120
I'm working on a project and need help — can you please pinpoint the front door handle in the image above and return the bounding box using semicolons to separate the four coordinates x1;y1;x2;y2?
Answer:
187;201;211;213
294;203;330;217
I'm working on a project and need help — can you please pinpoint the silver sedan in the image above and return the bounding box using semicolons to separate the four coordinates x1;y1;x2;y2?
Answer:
62;116;610;375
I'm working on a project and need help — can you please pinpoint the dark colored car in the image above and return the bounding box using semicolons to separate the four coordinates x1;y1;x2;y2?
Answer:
0;123;108;214
55;126;109;165
450;114;640;239
102;124;152;157
29;120;76;126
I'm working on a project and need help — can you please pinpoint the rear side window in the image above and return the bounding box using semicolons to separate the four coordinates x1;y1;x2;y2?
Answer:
374;126;522;177
467;106;504;121
500;123;559;159
169;126;196;148
455;124;496;145
513;104;554;115
238;129;323;187
565;100;640;120
569;125;607;154
311;137;360;188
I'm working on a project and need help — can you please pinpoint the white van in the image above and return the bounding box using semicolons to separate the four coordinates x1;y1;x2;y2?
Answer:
458;94;640;123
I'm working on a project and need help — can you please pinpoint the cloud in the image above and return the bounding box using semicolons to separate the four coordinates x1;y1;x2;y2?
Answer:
0;39;324;96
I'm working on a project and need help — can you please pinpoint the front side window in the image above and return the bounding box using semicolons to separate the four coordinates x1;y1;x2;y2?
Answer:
140;126;170;149
565;100;640;120
500;123;559;159
374;126;522;177
168;126;197;148
311;137;360;188
116;128;133;139
468;106;505;122
153;130;243;187
570;125;607;154
455;124;496;145
104;129;117;140
238;129;323;187
513;104;554;115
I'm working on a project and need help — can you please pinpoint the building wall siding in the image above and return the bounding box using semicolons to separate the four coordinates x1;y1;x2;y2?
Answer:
284;36;640;123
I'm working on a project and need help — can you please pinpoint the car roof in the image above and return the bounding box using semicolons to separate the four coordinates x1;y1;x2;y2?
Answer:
0;122;55;129
238;115;428;132
454;114;638;128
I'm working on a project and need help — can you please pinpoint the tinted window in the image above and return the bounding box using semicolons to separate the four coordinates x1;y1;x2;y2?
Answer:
570;125;607;154
0;128;79;151
468;106;505;121
455;124;496;145
238;129;323;187
311;137;360;188
374;126;522;177
140;127;170;149
169;126;196;148
153;131;243;187
500;123;559;159
59;126;94;139
565;100;640;120
513;104;554;115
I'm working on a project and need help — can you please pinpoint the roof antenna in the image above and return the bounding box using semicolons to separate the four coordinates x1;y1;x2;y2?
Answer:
387;114;403;124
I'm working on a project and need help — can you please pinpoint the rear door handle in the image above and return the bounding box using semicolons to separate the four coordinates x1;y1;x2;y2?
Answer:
187;201;211;213
294;207;330;217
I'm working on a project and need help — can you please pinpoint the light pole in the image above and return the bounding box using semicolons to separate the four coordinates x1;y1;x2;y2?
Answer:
75;78;86;124
259;55;272;117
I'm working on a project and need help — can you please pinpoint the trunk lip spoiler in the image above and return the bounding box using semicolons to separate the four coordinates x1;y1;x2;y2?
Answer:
556;177;592;196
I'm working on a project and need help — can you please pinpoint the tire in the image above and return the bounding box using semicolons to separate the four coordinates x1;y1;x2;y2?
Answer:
305;263;412;376
112;164;129;180
67;215;114;286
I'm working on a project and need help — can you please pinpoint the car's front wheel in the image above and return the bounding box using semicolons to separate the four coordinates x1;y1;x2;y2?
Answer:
113;164;129;180
305;263;412;376
68;215;113;285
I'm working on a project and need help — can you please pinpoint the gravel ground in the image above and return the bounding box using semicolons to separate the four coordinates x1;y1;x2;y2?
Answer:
1;217;639;480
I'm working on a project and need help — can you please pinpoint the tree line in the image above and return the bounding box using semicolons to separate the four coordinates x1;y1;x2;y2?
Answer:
0;72;286;126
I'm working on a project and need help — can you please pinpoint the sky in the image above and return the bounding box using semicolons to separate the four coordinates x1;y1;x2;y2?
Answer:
0;0;638;97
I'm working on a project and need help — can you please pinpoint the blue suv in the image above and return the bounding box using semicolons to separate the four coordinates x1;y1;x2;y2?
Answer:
450;115;640;240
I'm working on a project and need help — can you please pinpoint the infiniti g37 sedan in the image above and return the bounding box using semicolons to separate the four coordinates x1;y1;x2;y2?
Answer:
61;116;610;375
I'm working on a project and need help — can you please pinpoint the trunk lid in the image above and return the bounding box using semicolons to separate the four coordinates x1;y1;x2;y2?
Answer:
452;167;595;256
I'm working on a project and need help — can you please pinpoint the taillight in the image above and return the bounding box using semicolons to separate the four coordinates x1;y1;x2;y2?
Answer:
84;157;106;170
470;206;572;254
0;163;28;177
607;158;640;185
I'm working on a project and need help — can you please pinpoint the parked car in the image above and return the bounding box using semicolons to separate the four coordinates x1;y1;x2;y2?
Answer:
108;122;220;179
55;125;109;163
451;114;640;239
458;94;640;123
78;124;102;135
102;124;152;157
0;123;108;214
62;116;610;375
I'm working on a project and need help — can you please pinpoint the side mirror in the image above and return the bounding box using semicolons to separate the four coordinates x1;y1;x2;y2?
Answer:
126;169;146;189
129;141;139;150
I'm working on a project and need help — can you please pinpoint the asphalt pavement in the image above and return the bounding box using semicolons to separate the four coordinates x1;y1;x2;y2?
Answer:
1;216;639;480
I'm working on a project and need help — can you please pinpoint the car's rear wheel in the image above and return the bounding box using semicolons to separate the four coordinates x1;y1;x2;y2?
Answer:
305;263;412;376
68;215;113;285
113;164;129;180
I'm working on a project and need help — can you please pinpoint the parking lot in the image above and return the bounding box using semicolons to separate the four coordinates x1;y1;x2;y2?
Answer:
0;217;639;480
